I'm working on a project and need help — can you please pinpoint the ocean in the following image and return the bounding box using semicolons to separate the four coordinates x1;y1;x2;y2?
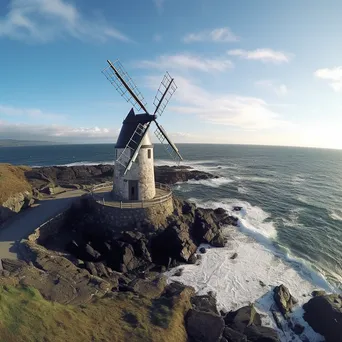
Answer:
1;143;342;339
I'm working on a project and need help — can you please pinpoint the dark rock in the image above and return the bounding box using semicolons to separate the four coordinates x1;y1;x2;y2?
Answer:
303;294;342;342
292;323;305;335
230;252;238;260
84;244;101;261
312;290;326;297
182;201;196;216
155;165;218;185
259;280;266;287
1;259;27;273
188;254;197;264
128;275;167;299
186;309;224;342
199;247;207;254
192;210;221;245
173;268;183;277
211;232;226;247
224;305;261;333
273;284;297;317
222;327;248;342
151;223;197;265
191;293;219;315
107;241;139;273
244;325;280;342
233;206;243;212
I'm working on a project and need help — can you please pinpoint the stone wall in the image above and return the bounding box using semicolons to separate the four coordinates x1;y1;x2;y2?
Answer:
90;195;174;229
27;210;69;243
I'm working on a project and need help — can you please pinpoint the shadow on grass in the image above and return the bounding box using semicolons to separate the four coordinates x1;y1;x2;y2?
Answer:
150;296;174;329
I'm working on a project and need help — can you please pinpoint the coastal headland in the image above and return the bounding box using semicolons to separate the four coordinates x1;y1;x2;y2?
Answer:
0;163;340;341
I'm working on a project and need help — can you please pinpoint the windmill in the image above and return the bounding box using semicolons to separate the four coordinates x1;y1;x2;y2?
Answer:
102;59;183;201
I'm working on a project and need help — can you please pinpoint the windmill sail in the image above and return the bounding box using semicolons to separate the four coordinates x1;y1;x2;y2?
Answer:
154;121;183;162
102;60;148;113
116;122;151;175
153;72;177;117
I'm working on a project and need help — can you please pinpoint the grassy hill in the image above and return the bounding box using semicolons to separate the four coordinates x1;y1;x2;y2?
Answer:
0;285;192;342
0;164;32;205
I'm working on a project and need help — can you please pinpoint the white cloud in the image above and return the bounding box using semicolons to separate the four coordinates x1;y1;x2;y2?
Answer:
0;0;131;43
0;120;118;142
164;76;292;130
255;80;288;96
183;27;239;43
0;104;65;120
228;48;292;64
136;54;234;72
314;67;342;93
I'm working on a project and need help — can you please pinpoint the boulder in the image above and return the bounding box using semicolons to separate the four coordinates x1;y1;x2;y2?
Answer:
230;253;238;260
273;284;297;317
84;244;101;261
151;223;197;265
191;293;219;315
192;210;220;245
186;309;225;342
303;294;342;342
211;232;226;247
199;247;207;254
312;290;326;297
1;259;27;273
224;305;261;332
222;327;248;342
244;325;280;342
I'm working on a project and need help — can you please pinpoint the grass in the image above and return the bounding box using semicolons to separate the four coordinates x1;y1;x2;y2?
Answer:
0;285;192;342
0;164;32;205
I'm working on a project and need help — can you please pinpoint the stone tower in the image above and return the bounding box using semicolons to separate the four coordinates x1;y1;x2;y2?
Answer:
113;109;156;201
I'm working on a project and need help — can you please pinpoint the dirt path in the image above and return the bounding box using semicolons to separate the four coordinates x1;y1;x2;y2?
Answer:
0;189;86;261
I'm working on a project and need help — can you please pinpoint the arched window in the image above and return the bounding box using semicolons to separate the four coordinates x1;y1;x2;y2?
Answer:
148;149;151;159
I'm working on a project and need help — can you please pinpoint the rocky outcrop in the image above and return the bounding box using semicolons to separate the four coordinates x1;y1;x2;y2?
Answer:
273;284;297;317
25;164;218;191
186;309;225;342
0;191;34;224
224;305;280;342
303;293;342;342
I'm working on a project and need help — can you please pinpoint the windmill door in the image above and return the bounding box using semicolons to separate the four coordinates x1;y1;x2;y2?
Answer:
128;180;139;200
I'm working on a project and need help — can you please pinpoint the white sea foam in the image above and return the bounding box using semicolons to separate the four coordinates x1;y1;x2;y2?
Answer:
185;177;234;188
237;186;249;194
189;197;277;240
166;231;330;342
58;160;114;167
281;208;304;228
329;209;342;221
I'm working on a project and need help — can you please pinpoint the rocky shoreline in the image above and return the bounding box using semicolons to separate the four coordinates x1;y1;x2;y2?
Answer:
0;164;341;341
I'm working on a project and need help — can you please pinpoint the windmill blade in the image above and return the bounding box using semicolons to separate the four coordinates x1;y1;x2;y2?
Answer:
154;121;183;162
102;59;148;113
116;122;152;175
153;72;177;117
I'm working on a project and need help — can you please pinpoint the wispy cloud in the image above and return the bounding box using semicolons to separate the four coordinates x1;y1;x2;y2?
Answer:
0;0;131;43
183;27;239;43
255;80;288;96
314;67;342;93
0;104;65;120
147;76;292;131
0;119;118;142
228;48;292;64
135;54;234;72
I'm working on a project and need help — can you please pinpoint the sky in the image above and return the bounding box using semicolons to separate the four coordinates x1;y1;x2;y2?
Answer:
0;0;342;149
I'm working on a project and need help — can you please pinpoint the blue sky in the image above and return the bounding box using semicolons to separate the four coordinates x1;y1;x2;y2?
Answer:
0;0;342;148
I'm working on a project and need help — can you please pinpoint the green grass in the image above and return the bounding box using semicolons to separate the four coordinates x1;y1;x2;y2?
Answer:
0;285;192;342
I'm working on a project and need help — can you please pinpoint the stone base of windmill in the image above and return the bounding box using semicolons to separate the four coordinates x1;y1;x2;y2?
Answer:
90;183;174;229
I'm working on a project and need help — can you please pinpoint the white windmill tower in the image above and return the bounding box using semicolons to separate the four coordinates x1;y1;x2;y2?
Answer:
102;59;183;201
